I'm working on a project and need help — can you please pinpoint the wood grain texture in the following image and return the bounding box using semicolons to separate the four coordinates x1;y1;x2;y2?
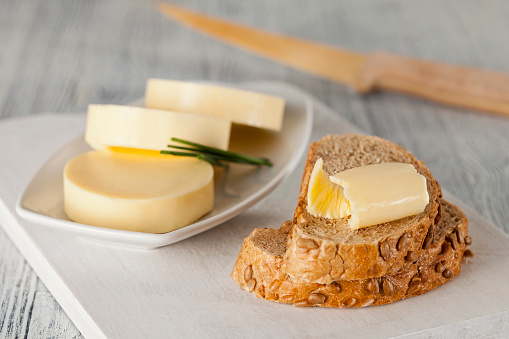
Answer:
1;0;508;337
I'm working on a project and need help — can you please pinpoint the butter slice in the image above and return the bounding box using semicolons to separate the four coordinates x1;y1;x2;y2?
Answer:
145;79;285;131
64;150;214;233
306;158;351;219
308;161;429;230
86;104;231;151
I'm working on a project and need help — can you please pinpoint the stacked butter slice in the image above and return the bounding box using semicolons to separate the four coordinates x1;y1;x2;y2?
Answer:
232;134;472;307
64;79;285;233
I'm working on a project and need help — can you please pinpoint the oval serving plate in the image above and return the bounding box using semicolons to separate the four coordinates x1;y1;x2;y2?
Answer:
15;81;313;249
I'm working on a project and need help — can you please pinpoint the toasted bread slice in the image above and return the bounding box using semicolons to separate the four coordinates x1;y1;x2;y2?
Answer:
232;199;469;307
283;134;442;282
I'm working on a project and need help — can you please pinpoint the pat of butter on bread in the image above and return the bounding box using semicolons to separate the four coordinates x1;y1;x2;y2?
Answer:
64;150;214;233
86;104;232;151
145;79;285;131
307;160;429;230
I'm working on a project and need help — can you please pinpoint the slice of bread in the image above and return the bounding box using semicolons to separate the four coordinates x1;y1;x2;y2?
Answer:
282;134;442;282
231;199;469;307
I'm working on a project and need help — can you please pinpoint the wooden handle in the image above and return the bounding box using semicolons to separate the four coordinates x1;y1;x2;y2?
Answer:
355;52;509;116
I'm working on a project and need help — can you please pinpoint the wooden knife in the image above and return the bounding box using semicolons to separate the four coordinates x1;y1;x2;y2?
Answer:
158;3;509;117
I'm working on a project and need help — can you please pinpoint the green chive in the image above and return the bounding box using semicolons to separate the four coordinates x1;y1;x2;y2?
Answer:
160;138;272;167
169;137;272;167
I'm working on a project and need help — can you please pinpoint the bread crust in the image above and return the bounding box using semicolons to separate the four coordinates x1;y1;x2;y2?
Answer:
282;134;442;282
231;200;468;308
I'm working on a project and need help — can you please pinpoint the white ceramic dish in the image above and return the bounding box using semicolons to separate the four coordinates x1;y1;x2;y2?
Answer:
15;82;313;249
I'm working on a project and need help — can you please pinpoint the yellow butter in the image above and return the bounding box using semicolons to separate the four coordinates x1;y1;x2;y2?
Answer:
64;149;214;233
307;161;429;230
306;158;351;219
145;79;285;131
85;104;231;151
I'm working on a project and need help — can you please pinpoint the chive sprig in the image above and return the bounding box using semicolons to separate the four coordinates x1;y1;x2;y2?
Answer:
160;137;272;167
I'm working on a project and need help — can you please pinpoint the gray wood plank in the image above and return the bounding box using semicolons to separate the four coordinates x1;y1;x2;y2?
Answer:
1;0;508;337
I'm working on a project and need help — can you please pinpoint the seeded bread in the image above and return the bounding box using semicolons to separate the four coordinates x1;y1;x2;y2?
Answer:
232;199;469;307
282;134;442;282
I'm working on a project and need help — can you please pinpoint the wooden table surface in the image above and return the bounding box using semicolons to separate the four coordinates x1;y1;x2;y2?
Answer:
1;0;509;337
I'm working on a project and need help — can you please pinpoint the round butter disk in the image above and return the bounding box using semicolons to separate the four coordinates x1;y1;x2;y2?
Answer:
85;104;232;151
145;79;285;131
64;150;214;233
